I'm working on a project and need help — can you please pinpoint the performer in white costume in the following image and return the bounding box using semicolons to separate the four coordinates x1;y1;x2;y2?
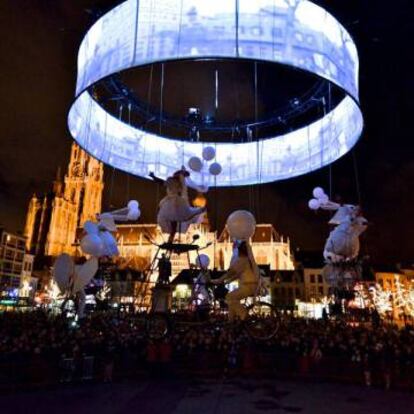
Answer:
150;168;208;243
54;201;141;317
308;188;368;288
323;205;368;264
212;241;260;321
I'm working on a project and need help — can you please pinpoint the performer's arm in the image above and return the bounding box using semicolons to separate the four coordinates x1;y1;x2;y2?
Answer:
185;177;209;193
212;267;238;284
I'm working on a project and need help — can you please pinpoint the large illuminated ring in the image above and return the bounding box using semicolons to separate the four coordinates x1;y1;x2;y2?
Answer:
68;0;363;186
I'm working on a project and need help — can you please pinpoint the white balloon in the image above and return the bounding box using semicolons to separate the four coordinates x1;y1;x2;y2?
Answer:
127;208;141;221
319;194;329;204
99;231;119;256
80;234;104;257
226;210;256;240
73;258;99;293
308;198;321;210
202;146;216;161
196;254;210;269
128;200;139;210
209;162;222;176
53;254;74;293
188;156;203;172
84;220;99;235
313;187;326;199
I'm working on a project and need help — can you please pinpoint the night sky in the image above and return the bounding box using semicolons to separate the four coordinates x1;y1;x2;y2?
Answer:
0;0;413;264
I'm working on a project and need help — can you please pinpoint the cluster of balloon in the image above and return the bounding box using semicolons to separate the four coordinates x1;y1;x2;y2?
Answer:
126;200;140;220
188;146;222;177
226;210;256;241
196;254;210;270
308;187;329;210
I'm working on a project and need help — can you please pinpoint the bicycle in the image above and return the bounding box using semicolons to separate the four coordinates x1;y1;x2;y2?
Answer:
146;273;279;342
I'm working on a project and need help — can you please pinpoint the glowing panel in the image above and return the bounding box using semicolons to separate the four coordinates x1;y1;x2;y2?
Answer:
68;0;363;186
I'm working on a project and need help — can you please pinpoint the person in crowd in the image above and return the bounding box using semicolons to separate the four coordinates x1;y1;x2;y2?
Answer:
102;339;115;383
1;309;414;387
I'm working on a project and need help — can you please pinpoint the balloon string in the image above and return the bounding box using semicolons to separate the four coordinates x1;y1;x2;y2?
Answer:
214;175;218;270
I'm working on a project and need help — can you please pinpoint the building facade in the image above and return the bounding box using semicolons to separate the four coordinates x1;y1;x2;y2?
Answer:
113;221;295;279
0;229;34;291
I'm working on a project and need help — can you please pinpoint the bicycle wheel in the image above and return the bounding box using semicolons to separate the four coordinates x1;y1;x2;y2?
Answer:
244;301;279;341
146;313;169;340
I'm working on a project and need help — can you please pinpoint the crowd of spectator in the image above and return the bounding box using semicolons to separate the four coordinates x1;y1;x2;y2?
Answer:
0;310;413;390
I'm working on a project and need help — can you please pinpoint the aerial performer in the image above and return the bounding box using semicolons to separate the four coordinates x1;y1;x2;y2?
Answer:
308;187;369;289
212;211;260;321
53;201;141;317
150;167;208;243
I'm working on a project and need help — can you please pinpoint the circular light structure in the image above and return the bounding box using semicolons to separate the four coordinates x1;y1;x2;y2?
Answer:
68;0;363;187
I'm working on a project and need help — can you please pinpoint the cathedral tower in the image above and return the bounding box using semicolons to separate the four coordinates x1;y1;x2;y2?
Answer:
24;143;104;257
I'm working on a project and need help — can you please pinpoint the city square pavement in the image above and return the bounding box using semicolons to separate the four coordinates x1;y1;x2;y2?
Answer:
1;378;413;414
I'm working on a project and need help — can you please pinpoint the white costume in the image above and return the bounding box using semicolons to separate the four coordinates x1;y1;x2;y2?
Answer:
157;172;208;235
217;243;260;321
322;206;367;289
309;189;368;289
323;205;368;263
53;201;140;317
53;254;99;318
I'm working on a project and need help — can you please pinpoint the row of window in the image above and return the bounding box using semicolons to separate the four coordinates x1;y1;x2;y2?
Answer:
0;263;23;275
1;235;25;251
308;286;325;296
0;249;25;262
309;274;323;284
273;285;325;299
273;287;301;298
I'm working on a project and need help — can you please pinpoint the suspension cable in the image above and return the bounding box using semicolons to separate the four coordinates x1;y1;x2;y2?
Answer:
159;63;165;136
254;61;259;219
328;82;333;199
109;167;116;209
126;104;131;203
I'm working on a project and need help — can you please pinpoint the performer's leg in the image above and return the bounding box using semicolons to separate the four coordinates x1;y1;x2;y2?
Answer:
168;221;177;244
226;286;252;321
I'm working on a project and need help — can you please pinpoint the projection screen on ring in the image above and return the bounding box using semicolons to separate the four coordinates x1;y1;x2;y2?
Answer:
68;0;363;186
